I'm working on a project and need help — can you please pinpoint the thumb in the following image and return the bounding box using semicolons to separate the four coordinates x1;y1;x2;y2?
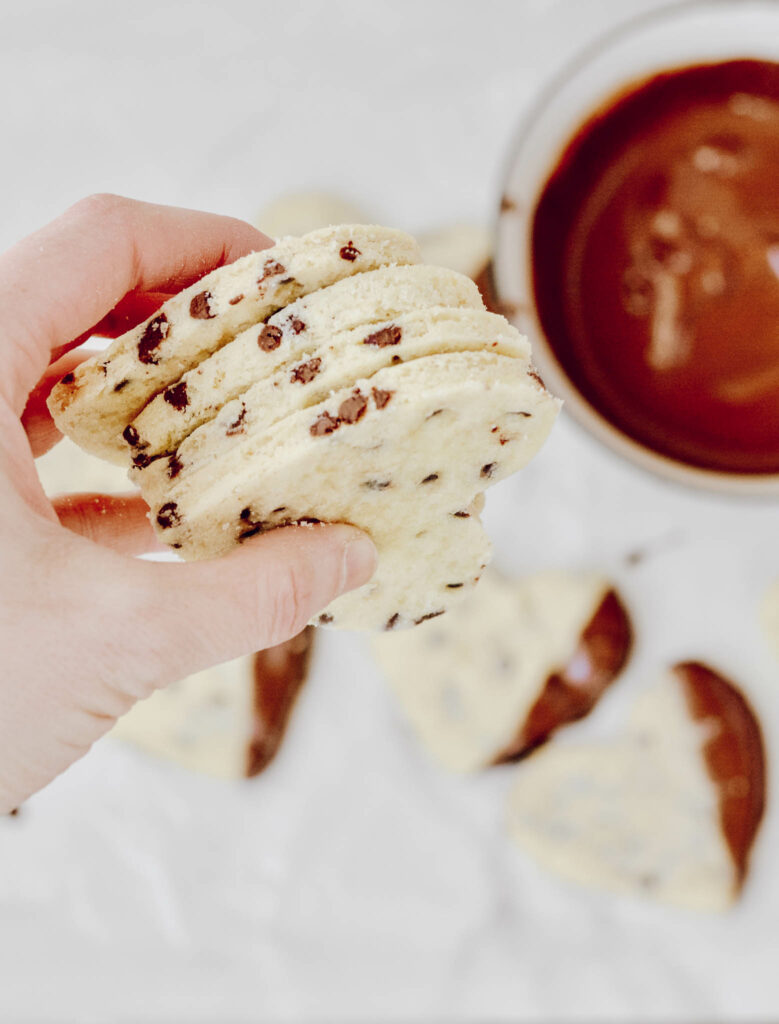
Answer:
102;523;377;699
0;523;375;812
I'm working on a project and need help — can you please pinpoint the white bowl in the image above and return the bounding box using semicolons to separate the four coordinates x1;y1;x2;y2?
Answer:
494;0;779;496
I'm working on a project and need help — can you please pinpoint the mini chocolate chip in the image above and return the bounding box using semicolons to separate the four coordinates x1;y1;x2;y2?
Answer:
338;391;368;424
189;290;215;319
238;524;264;542
363;479;391;490
156;501;181;529
421;473;439;484
229;293;244;305
99;364;108;375
363;324;402;347
172;542;182;550
391;355;402;364
8;807;19;816
61;372;75;384
415;610;445;625
225;405;247;436
137;314;169;365
113;378;129;392
446;583;464;589
386;613;401;630
290;357;322;384
339;242;361;261
132;451;154;469
279;276;295;284
167;454;183;479
258;259;285;284
481;462;497;478
122;424;141;447
164;381;189;410
240;507;253;520
287;315;306;334
310;411;340;436
528;368;544;387
372;387;393;409
452;510;470;518
258;324;283;351
318;613;334;625
272;505;287;514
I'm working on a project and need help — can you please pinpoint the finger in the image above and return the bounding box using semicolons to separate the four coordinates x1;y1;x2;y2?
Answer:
52;492;163;556
0;194;271;409
83;523;377;701
22;350;93;456
49;290;174;365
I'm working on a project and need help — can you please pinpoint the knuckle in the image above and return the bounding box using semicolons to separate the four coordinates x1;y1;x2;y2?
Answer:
265;558;316;642
70;193;129;230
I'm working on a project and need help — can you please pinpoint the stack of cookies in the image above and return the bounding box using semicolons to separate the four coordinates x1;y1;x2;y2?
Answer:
49;225;559;630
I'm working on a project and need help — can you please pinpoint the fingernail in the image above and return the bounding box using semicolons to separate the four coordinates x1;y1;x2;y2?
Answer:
341;534;378;592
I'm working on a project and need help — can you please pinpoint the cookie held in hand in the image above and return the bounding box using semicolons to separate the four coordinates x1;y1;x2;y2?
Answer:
49;224;559;630
48;225;421;464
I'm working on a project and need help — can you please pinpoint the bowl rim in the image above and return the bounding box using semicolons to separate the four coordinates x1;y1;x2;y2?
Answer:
492;0;779;498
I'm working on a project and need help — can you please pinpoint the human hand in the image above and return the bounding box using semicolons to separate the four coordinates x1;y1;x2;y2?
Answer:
0;195;376;812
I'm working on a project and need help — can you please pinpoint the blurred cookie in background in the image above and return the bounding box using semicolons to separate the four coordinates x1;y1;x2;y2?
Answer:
507;662;766;911
36;435;134;497
760;579;779;662
372;570;632;772
111;627;314;779
256;190;372;239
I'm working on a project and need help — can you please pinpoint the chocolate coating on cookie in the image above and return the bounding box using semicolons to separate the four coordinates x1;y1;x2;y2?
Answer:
495;588;632;764
247;627;314;776
675;661;766;886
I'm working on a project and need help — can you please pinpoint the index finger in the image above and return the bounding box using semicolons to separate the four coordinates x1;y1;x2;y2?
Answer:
0;194;271;410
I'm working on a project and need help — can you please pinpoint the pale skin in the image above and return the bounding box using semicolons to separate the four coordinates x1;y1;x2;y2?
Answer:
0;195;377;813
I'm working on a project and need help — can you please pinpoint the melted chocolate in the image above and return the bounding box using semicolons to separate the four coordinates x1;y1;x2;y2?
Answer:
246;627;314;776
674;661;766;885
494;588;632;763
532;60;779;474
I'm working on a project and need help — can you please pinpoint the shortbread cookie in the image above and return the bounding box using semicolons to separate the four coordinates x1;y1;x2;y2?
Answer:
138;352;559;630
36;436;135;497
417;224;492;280
112;628;313;779
48;225;421;463
127;265;493;461
257;191;371;239
507;662;766;911
373;571;631;772
132;307;531;501
760;579;779;662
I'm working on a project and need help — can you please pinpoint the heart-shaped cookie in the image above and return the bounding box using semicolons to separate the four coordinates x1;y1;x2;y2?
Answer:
507;662;766;910
373;570;632;771
112;628;313;778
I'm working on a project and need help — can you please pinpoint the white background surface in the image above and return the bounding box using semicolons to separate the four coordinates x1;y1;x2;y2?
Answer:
1;1;778;1021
